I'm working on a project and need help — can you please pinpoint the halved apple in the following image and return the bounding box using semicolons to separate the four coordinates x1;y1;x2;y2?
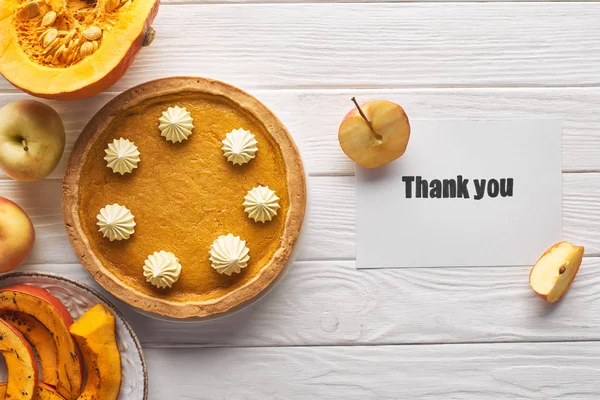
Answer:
0;310;59;386
0;318;38;399
0;285;82;399
0;382;66;399
529;241;585;303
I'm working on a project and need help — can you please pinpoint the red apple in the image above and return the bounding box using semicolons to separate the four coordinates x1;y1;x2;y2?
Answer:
338;98;410;168
529;241;584;303
0;196;35;272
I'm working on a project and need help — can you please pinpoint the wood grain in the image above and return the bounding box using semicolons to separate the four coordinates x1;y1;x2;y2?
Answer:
143;342;600;399
2;88;600;179
17;258;600;347
1;4;600;92
5;173;599;266
0;0;597;396
164;0;600;3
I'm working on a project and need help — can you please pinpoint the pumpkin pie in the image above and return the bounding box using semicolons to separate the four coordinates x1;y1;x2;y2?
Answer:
63;77;306;319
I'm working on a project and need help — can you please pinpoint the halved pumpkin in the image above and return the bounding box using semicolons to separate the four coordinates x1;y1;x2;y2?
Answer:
0;318;38;400
0;310;59;387
70;304;121;400
0;285;83;400
0;382;67;399
0;0;159;100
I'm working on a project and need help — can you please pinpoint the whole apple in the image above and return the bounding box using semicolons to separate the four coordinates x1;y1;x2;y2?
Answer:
0;196;35;272
0;100;65;181
338;98;410;168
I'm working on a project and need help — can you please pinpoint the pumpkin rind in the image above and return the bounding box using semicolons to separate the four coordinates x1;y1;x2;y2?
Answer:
0;0;159;100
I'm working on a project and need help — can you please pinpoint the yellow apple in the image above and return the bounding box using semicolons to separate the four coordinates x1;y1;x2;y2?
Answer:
0;196;35;272
0;100;65;181
338;98;410;168
529;241;584;303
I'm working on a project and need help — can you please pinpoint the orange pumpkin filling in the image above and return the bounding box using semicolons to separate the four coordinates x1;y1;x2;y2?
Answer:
78;93;290;303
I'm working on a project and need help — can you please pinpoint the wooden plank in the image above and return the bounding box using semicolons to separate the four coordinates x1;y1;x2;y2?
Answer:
2;88;600;179
1;4;600;92
5;173;599;265
17;255;600;348
164;0;600;3
5;177;353;264
144;342;600;398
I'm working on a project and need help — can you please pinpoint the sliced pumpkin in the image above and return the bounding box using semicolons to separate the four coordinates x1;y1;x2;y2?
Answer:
0;318;38;400
70;304;122;400
0;0;159;100
0;382;67;399
0;285;83;400
0;310;59;387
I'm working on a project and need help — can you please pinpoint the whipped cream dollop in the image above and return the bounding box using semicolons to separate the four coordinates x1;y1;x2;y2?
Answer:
104;138;140;175
243;185;280;223
221;128;258;165
97;204;136;241
209;234;250;276
143;250;182;289
158;106;194;143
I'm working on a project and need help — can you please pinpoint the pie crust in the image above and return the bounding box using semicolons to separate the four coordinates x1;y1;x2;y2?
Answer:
63;77;306;319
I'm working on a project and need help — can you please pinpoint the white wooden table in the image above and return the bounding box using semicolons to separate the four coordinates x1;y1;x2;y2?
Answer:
2;1;600;398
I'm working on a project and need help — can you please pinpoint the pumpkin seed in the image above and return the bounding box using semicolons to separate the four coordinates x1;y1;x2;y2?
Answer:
91;40;99;51
79;42;94;58
82;26;102;41
19;2;39;20
105;0;119;12
42;37;60;55
63;29;77;43
41;11;56;26
41;28;58;48
51;44;66;64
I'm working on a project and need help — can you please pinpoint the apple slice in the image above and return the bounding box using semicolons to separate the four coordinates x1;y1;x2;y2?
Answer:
0;285;83;399
338;98;410;168
0;318;38;399
529;241;584;303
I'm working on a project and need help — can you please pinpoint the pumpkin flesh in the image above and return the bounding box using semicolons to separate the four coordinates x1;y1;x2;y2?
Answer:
0;310;59;387
0;286;83;400
69;304;122;400
0;319;38;400
0;382;67;400
0;0;158;99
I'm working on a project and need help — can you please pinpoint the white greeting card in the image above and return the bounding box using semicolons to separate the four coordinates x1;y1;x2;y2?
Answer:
355;120;562;269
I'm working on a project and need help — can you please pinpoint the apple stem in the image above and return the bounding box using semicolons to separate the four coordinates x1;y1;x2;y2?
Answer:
351;97;383;141
21;139;28;152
